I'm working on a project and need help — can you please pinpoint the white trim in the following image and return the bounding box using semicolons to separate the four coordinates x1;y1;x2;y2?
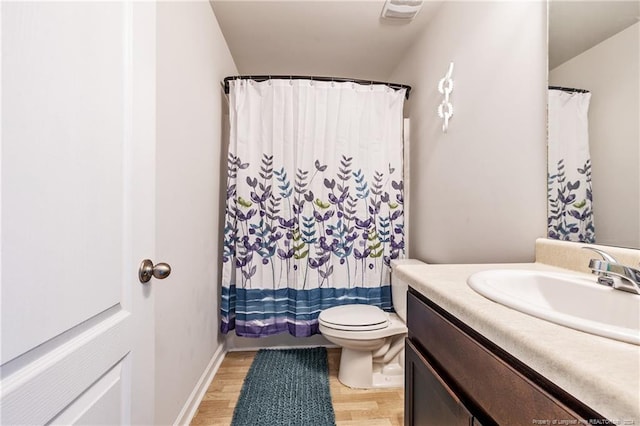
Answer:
225;333;334;352
173;343;227;426
227;344;337;353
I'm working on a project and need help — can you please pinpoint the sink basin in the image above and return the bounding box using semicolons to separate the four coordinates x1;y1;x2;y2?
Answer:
467;269;640;345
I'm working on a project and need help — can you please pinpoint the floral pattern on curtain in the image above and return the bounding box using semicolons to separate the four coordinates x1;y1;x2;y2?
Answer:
221;79;406;337
547;89;595;243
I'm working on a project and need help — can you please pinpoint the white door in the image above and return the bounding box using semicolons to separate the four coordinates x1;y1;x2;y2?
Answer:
1;2;158;424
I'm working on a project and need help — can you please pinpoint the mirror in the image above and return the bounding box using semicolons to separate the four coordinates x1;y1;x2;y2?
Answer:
548;1;640;249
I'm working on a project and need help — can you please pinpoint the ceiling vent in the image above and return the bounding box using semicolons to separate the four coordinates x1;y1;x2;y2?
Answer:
381;0;424;21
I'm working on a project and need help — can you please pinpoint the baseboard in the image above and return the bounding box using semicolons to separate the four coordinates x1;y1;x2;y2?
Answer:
225;332;335;352
173;343;227;426
227;343;338;352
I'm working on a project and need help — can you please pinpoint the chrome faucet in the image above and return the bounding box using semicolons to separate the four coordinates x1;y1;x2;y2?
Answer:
583;247;640;294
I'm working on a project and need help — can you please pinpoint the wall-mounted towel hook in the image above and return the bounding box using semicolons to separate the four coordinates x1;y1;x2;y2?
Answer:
437;62;455;133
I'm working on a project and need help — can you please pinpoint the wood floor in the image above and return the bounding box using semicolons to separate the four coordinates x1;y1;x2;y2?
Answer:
191;348;404;426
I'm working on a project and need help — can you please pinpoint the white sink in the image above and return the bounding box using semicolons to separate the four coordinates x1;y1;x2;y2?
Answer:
467;269;640;345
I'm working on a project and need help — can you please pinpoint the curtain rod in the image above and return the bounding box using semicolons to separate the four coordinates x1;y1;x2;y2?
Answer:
223;75;412;99
549;85;590;94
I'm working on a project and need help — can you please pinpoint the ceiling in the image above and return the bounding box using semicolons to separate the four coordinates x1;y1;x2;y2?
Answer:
549;1;640;69
210;0;443;81
211;1;640;79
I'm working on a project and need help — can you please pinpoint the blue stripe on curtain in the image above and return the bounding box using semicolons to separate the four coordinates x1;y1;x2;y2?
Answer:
220;285;393;337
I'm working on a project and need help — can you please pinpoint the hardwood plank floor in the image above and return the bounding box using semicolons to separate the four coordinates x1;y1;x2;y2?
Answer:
191;348;404;426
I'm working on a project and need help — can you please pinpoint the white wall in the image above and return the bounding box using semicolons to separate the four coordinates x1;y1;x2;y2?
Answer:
550;23;640;248
389;1;548;263
155;2;237;424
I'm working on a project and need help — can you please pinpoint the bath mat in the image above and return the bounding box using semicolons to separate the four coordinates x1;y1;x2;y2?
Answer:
231;347;336;426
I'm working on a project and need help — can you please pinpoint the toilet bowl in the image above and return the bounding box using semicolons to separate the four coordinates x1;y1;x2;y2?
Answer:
318;267;410;389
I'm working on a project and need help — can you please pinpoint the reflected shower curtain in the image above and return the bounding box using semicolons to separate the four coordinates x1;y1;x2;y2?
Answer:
547;89;595;242
221;79;406;337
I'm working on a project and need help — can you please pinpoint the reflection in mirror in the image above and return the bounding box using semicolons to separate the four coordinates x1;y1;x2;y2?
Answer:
547;1;639;248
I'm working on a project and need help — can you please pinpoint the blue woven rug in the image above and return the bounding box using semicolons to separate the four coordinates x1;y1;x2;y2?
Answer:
231;347;336;426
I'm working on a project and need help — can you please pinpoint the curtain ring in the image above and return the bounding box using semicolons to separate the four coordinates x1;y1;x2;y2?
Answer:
268;76;272;86
310;76;314;87
289;76;293;86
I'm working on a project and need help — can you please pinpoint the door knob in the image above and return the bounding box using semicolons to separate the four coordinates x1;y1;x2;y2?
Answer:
138;259;172;283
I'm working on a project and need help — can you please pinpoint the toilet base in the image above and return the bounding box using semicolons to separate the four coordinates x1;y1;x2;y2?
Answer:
337;347;405;389
372;368;404;388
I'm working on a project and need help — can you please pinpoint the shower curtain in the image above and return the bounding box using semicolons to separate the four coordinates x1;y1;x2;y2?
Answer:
220;79;406;337
547;89;595;243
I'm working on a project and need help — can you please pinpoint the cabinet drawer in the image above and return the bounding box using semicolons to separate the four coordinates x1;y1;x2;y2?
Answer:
407;290;587;425
405;339;473;426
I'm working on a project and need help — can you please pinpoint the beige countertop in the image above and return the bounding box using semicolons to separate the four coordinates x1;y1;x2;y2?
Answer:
393;260;640;423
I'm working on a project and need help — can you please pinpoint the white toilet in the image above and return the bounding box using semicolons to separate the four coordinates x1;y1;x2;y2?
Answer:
318;271;409;389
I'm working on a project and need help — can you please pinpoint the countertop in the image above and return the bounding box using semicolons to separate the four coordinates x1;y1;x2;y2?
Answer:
393;261;640;423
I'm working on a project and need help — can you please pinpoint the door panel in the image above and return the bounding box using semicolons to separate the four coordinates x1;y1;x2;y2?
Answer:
51;361;125;426
1;1;156;424
1;311;129;425
1;1;126;364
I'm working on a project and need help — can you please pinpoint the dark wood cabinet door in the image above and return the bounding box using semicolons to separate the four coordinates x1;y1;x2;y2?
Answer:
406;290;602;425
405;340;472;426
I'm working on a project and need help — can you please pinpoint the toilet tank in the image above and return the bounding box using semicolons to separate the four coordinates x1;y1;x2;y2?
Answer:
391;274;409;322
390;259;425;322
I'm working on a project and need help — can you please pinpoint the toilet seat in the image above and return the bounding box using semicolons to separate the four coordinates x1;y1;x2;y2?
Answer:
319;304;389;331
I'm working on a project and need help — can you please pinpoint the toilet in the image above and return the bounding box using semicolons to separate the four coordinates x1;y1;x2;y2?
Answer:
318;269;409;389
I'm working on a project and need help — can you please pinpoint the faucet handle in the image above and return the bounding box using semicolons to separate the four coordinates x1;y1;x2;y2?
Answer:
582;246;618;263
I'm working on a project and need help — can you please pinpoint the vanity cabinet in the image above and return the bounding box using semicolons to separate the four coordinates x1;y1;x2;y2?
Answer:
406;288;604;426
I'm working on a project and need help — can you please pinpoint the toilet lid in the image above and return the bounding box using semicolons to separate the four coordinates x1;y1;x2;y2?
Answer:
319;304;389;331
